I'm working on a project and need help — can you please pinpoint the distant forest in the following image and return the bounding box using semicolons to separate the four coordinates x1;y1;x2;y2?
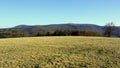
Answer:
0;23;119;38
0;28;101;38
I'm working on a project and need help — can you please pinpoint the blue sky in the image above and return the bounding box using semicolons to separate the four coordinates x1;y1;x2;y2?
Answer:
0;0;120;28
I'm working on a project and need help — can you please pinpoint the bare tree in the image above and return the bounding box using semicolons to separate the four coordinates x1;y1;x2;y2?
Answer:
103;22;116;37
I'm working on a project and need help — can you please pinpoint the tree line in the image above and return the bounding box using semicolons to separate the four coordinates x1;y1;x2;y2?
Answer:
36;29;101;36
0;23;117;38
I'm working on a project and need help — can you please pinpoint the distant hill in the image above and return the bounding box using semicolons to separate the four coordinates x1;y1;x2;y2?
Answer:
13;24;103;34
0;24;120;37
14;24;103;31
14;25;33;28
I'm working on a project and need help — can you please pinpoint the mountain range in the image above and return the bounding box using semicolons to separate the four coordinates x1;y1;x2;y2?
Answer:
14;24;103;31
0;24;120;37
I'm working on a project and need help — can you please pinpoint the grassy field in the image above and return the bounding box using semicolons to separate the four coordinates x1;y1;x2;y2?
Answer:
0;36;120;68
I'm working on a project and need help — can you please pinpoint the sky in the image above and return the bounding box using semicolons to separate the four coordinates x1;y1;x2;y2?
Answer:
0;0;120;28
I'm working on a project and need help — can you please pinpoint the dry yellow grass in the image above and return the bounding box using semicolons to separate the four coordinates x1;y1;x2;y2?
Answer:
0;36;120;68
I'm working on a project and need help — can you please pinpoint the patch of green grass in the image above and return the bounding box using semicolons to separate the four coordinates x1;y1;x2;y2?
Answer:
0;36;120;68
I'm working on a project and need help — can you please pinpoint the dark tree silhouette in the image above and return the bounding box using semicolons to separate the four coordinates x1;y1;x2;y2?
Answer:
103;22;116;37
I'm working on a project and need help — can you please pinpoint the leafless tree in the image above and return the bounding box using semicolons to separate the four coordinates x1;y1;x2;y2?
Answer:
103;22;116;37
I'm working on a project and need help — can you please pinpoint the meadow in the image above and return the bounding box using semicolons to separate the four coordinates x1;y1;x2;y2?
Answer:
0;36;120;68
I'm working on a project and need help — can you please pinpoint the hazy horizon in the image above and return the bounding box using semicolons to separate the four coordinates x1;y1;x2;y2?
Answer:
0;0;120;28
